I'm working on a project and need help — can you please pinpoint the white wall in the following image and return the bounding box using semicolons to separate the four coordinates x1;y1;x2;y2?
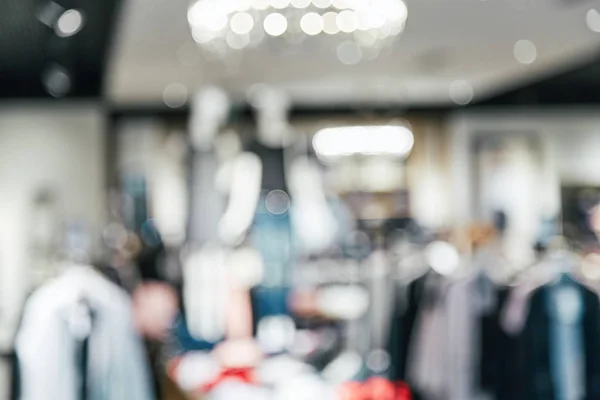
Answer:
446;109;600;265
554;128;600;186
0;103;106;350
448;109;600;222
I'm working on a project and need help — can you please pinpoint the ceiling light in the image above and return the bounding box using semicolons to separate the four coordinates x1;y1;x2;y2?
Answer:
587;9;600;33
263;13;288;36
300;12;324;35
394;0;408;22
235;0;253;11
252;0;270;9
322;12;340;34
55;9;84;37
230;12;255;34
336;10;358;33
188;2;228;32
313;125;415;159
513;39;537;64
332;0;350;9
364;8;386;29
42;64;71;98
271;0;291;8
38;1;65;28
449;80;474;105
313;0;332;8
163;83;189;108
291;0;312;8
188;0;407;63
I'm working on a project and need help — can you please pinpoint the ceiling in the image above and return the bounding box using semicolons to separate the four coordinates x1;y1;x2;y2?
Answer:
2;0;600;106
107;0;600;107
0;0;122;98
479;51;600;105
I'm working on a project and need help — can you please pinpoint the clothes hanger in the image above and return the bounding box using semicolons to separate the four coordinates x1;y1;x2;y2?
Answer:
184;86;235;341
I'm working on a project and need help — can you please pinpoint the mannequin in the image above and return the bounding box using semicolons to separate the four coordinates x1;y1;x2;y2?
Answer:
183;86;241;342
188;86;232;245
177;86;342;396
210;85;337;341
247;86;338;256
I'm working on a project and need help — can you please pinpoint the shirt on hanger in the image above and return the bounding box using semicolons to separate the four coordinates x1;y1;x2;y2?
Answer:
15;266;154;400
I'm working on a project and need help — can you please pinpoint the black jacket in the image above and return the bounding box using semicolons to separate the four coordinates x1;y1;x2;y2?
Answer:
520;282;600;400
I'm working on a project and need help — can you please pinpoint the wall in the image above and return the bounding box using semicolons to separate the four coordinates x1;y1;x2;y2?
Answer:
292;114;453;229
447;109;600;264
449;109;600;223
406;117;452;230
0;103;106;396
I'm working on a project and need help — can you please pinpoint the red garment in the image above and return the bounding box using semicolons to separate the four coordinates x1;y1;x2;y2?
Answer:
338;378;411;400
200;368;256;393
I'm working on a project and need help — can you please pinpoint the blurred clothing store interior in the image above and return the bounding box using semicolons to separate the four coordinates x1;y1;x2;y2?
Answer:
5;0;600;399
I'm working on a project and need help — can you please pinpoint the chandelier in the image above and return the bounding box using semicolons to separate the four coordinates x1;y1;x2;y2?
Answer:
187;0;408;64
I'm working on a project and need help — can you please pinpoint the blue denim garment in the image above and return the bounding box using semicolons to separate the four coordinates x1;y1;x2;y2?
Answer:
251;195;294;289
547;276;585;400
251;286;291;319
169;313;217;356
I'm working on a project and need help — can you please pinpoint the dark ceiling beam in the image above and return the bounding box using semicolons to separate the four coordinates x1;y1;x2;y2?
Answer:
0;0;123;99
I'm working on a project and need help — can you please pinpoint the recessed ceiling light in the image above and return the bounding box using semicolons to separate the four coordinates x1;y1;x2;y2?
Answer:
587;9;600;33
55;9;84;37
163;83;188;108
449;80;473;105
336;10;358;33
42;64;71;98
323;12;340;34
231;12;255;35
270;0;291;9
313;0;332;8
291;0;311;8
513;39;537;64
300;12;324;35
263;13;288;36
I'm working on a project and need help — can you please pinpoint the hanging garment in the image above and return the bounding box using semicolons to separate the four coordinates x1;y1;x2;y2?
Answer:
188;150;225;246
501;261;557;337
338;378;412;400
387;271;429;384
481;287;515;400
15;266;154;400
521;280;600;400
445;271;501;400
404;269;510;400
246;138;293;286
251;198;293;289
547;277;585;400
406;272;450;400
245;139;295;327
